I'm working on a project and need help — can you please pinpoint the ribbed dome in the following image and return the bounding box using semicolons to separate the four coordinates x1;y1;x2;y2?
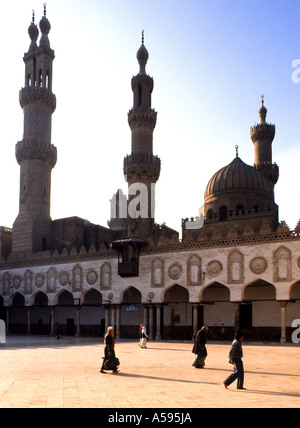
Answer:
204;156;272;200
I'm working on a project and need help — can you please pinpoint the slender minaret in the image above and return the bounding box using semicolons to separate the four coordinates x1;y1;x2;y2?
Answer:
250;96;279;191
12;7;57;253
123;33;160;239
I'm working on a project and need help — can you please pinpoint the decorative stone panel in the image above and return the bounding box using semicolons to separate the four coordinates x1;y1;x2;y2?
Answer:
59;271;70;287
187;255;202;285
100;263;111;290
151;258;164;287
87;270;98;286
207;260;223;278
24;270;33;294
273;246;292;282
2;272;10;295
13;275;22;290
228;250;244;284
250;257;267;275
47;268;56;293
72;265;83;291
168;263;182;281
35;274;45;288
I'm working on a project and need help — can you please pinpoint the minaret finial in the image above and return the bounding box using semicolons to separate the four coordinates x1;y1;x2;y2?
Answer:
32;10;35;23
259;94;267;124
235;145;239;157
141;30;144;45
43;2;47;17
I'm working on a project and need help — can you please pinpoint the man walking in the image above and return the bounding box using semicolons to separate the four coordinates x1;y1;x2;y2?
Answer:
223;331;246;390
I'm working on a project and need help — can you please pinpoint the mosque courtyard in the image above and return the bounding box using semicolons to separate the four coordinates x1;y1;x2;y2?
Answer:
0;335;299;409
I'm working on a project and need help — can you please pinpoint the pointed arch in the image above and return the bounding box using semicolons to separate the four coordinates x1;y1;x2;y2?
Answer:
289;281;300;300
32;291;48;306
55;290;74;306
200;282;230;302
243;279;276;301
121;286;142;304
82;288;102;305
163;284;189;303
10;292;25;306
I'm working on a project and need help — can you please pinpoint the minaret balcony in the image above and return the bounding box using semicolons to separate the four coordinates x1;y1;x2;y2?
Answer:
254;162;279;186
16;139;57;167
250;123;275;142
128;107;157;130
19;87;56;112
124;153;161;181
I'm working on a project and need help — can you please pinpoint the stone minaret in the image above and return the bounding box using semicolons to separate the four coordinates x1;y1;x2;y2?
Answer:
12;8;57;253
250;96;279;191
123;34;161;239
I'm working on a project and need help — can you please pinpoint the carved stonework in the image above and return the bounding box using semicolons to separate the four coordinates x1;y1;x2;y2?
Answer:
168;263;182;281
35;274;45;288
72;265;83;291
24;270;33;294
298;257;300;269
273;246;292;282
59;271;69;287
47;268;56;293
250;257;267;275
87;270;98;285
12;275;22;290
228;250;244;284
187;255;202;285
3;272;11;295
152;258;164;287
207;260;223;278
100;263;111;290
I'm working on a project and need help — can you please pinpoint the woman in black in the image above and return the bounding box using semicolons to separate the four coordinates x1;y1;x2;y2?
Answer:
192;326;209;368
100;326;119;373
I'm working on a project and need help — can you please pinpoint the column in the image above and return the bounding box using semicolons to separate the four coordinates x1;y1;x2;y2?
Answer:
50;306;55;336
75;305;81;337
111;305;116;330
155;304;162;340
233;302;240;333
26;307;31;335
104;305;110;332
149;305;154;340
115;305;121;340
5;308;10;334
192;304;199;337
280;301;288;344
143;305;149;331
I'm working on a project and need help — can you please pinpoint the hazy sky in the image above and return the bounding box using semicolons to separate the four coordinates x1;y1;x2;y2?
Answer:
1;0;300;236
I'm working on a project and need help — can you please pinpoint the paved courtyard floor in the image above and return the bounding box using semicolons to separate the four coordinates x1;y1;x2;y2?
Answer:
0;335;299;409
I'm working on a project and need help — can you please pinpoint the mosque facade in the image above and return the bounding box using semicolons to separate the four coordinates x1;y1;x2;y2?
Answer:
0;9;299;343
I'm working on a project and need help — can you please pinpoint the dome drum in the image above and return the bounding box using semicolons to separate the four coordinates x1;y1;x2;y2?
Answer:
203;155;278;226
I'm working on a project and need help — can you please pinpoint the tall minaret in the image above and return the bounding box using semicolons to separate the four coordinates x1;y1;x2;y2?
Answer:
123;33;161;239
12;7;57;253
250;96;279;191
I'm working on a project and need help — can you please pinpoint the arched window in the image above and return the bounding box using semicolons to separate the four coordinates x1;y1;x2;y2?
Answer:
42;237;47;251
219;206;227;222
46;70;50;89
206;209;213;221
39;69;43;87
138;83;142;107
235;204;245;216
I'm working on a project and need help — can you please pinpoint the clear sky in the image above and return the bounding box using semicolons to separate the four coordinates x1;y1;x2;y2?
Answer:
1;0;300;236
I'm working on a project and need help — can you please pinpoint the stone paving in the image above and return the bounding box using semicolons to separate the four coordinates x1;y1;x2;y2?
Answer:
0;335;299;408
